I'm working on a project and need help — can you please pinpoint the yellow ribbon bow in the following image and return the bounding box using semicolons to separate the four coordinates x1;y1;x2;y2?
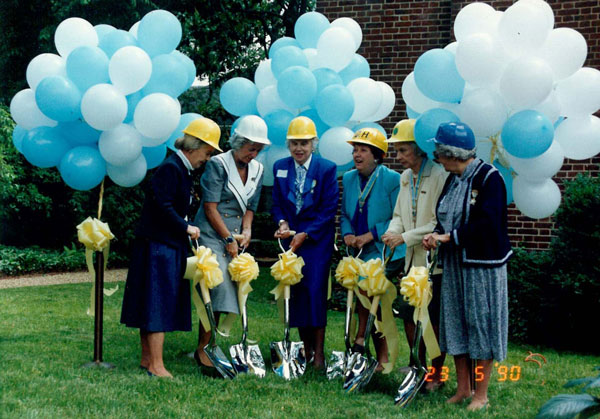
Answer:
355;257;399;374
400;266;441;359
76;217;118;315
269;249;304;301
224;253;260;335
184;246;224;332
335;256;364;291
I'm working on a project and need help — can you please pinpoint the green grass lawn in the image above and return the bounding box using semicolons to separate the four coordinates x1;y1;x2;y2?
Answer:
1;268;598;418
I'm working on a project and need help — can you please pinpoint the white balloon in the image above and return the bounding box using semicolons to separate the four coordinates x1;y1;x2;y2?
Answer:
347;78;382;122
141;134;169;147
513;176;561;219
254;59;277;90
453;2;497;41
521;0;555;31
319;126;354;165
507;140;564;180
256;85;296;117
107;154;147;187
54;17;98;57
26;54;66;90
459;88;508;137
254;150;272;186
316;27;355;71
109;46;152;95
498;1;551;57
99;124;142;167
331;17;362;51
456;33;506;86
538;28;587;80
476;137;494;163
134;93;181;140
81;84;127;130
401;72;439;114
555;67;600;117
9;89;57;130
129;21;140;38
303;48;320;70
266;145;291;169
365;82;396;122
554;116;600;160
499;57;553;110
531;90;561;124
444;42;458;55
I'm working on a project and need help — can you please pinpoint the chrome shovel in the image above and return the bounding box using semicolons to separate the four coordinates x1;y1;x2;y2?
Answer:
326;288;354;380
229;287;266;377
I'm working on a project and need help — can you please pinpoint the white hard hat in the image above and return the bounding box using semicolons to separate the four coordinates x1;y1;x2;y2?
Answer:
234;115;271;145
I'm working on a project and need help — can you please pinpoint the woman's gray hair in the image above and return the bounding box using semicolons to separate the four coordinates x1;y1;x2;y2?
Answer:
410;142;428;158
434;143;477;161
285;137;319;152
229;134;254;151
174;133;210;151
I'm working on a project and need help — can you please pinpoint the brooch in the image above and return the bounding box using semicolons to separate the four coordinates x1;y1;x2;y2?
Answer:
311;179;317;193
470;189;479;205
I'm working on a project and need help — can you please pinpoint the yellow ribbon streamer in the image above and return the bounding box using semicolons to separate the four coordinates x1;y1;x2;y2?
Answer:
184;246;224;332
356;258;400;374
269;249;305;301
400;266;441;359
76;217;118;316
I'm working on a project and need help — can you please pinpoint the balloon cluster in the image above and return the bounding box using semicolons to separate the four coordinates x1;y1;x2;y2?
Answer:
9;10;197;190
402;0;600;219
219;11;396;186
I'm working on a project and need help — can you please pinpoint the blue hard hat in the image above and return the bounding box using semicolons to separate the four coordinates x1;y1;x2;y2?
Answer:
432;122;475;150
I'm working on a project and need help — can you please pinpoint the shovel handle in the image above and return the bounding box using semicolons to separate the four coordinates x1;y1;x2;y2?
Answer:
369;295;381;316
199;279;211;305
277;231;296;252
233;234;244;241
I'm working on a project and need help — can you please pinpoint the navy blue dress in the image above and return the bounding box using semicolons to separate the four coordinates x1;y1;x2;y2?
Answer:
120;153;192;332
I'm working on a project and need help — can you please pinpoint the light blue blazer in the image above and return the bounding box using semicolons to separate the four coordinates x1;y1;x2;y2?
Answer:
340;165;406;262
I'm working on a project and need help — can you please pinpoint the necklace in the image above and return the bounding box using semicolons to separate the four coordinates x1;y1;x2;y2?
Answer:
357;165;380;213
410;158;426;223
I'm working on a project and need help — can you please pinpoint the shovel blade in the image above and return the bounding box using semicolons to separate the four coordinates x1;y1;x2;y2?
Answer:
343;352;379;393
394;366;428;407
229;343;266;378
205;344;237;379
326;350;346;380
270;340;306;379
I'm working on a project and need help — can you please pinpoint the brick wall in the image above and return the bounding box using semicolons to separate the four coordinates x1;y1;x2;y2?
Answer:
317;0;600;250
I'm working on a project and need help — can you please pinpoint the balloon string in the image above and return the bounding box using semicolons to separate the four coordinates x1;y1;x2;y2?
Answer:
97;179;105;220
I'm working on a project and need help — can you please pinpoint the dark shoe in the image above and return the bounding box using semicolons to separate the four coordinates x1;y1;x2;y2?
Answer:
147;370;155;377
193;350;214;369
139;365;148;371
351;343;365;354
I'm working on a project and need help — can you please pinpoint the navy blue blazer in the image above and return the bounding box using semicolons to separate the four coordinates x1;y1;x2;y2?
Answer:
135;153;192;249
271;154;339;243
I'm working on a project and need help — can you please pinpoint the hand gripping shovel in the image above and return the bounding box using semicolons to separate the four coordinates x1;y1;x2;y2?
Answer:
229;236;266;377
326;248;362;380
270;234;306;379
394;251;437;406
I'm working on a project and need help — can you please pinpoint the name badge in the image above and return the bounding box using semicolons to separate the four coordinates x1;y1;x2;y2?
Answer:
276;169;288;178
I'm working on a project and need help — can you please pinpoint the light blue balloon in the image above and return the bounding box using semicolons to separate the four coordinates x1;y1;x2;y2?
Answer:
12;125;27;153
313;68;343;94
352;122;386;137
335;160;355;177
338;54;370;85
294;12;330;48
35;76;82;122
299;109;329;137
271;46;308;79
268;37;301;59
219;77;259;117
278;66;317;109
501;110;553;158
554;116;565;129
22;126;71;168
143;53;189;98
59;146;106;191
138;10;182;57
166;112;202;150
98;29;137;58
57;120;101;146
414;49;465;103
264;110;295;147
125;91;144;124
66;46;109;91
414;108;460;154
494;160;513;205
406;105;420;119
142;144;167;169
171;50;196;89
315;84;354;127
94;24;116;42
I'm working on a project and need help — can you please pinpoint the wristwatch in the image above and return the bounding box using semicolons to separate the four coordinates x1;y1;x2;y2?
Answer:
278;219;287;226
224;234;235;244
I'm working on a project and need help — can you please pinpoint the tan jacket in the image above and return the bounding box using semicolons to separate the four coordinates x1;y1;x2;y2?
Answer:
386;159;448;274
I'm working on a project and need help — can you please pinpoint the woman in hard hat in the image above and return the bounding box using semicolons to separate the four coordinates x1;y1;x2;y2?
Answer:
193;115;270;369
120;117;220;378
381;119;448;390
272;116;339;370
423;122;511;411
340;127;405;373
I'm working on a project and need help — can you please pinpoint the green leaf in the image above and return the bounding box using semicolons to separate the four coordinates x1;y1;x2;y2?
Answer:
585;377;600;390
564;377;595;388
536;394;599;419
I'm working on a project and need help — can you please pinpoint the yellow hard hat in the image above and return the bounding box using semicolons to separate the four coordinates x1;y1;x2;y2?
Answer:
347;127;388;153
287;116;317;140
182;117;223;152
386;119;416;143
